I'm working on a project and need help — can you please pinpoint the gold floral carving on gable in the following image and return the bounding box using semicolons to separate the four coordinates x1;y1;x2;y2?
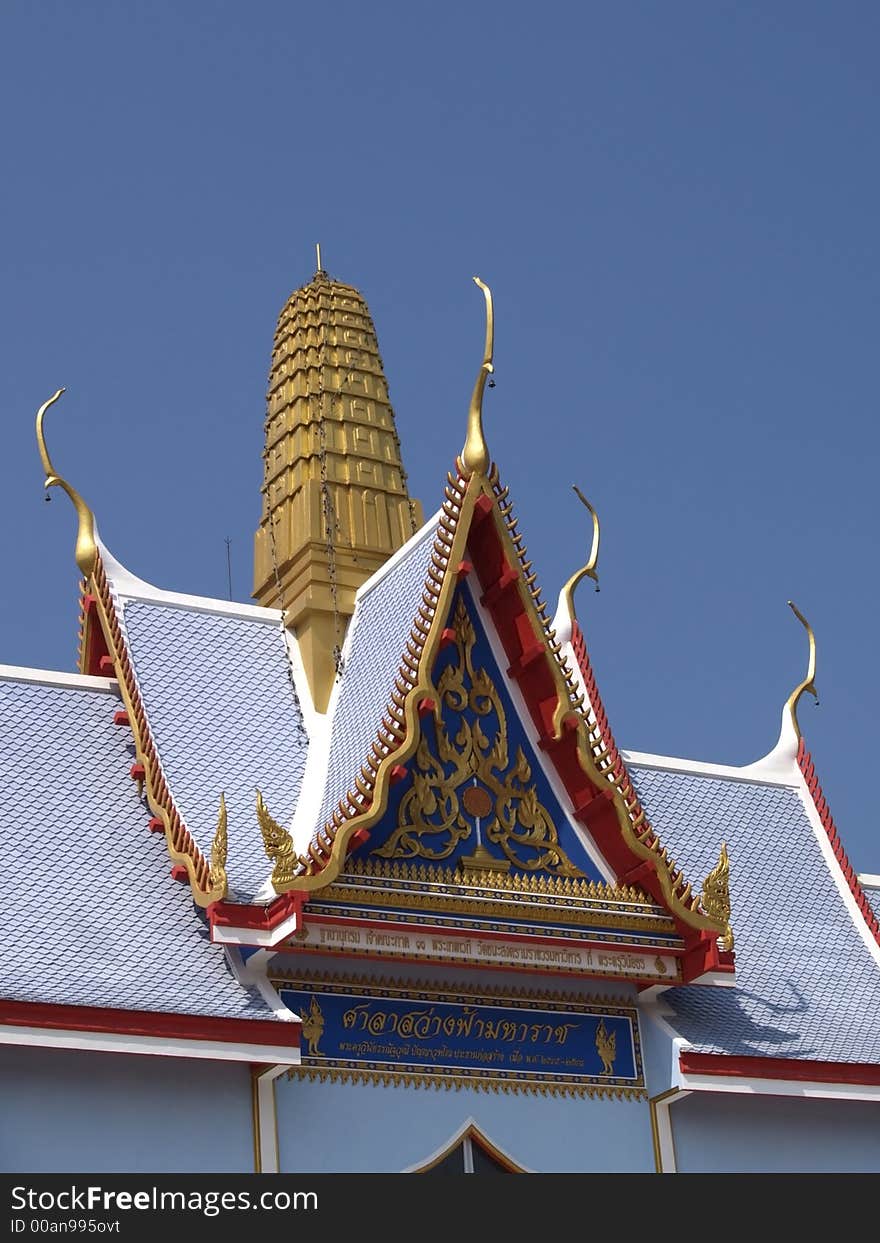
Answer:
372;596;584;876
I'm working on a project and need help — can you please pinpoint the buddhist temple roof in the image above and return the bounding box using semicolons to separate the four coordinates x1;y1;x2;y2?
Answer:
98;543;311;902
632;755;880;1064
11;270;880;1078
0;667;276;1023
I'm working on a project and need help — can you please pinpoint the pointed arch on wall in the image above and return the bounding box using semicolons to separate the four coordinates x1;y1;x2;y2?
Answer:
403;1118;531;1174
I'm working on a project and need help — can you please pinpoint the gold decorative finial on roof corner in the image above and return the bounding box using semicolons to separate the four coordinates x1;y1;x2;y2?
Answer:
256;789;299;889
785;600;818;739
209;793;229;894
461;276;494;476
36;388;98;576
700;841;734;952
560;485;601;621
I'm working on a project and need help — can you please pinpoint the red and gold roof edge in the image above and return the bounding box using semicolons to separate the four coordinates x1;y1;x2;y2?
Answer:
81;551;226;908
475;468;730;958
798;736;880;949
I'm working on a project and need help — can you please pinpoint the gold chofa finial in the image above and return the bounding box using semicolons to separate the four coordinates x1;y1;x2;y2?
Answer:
461;276;494;476
36;388;98;576
701;842;734;953
256;789;299;889
209;793;229;894
785;600;818;739
559;486;601;621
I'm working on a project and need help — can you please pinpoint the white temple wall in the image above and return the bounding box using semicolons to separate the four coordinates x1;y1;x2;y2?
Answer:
0;1045;254;1173
671;1090;880;1172
274;1073;655;1172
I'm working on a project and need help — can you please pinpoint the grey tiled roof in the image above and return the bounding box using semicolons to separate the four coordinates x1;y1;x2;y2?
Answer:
632;764;880;1064
120;601;309;900
312;523;437;834
0;676;274;1021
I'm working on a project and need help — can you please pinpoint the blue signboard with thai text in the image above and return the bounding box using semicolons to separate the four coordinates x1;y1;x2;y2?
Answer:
275;974;644;1097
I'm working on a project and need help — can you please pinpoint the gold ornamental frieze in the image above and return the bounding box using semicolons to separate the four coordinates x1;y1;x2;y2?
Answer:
372;596;585;877
320;859;678;937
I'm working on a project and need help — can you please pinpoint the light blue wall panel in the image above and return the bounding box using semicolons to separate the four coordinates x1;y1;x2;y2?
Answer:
0;1045;254;1173
276;1073;653;1172
638;1008;676;1096
673;1091;880;1172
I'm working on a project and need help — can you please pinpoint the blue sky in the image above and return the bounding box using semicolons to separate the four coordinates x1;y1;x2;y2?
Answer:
2;2;878;869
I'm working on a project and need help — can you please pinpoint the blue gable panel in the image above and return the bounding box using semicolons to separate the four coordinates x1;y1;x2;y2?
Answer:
350;587;606;883
0;676;273;1021
631;764;880;1064
121;601;309;901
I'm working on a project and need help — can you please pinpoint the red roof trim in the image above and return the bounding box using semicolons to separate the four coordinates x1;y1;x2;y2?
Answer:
465;487;724;982
680;1050;880;1086
0;998;299;1048
798;738;880;950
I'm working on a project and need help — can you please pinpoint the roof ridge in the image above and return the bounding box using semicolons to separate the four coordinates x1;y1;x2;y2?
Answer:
0;664;117;693
485;475;731;954
90;551;226;907
798;737;880;950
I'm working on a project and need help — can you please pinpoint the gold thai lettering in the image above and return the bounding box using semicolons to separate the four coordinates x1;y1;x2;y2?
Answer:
596;952;645;973
340;1001;580;1047
319;927;361;946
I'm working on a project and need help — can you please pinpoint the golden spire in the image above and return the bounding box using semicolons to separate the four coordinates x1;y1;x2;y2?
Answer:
461;276;494;476
36;388;98;576
254;268;423;710
559;485;600;621
785;600;818;738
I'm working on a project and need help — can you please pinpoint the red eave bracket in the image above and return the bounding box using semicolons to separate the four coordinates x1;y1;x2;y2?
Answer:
209;890;306;936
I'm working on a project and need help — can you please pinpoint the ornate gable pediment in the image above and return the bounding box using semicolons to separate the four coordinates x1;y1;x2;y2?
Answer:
352;589;603;883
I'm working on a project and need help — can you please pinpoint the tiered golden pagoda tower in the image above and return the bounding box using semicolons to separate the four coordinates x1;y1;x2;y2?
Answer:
254;258;423;710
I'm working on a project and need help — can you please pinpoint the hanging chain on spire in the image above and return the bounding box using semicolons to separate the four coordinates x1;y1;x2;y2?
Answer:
371;340;420;537
262;445;307;737
315;281;344;677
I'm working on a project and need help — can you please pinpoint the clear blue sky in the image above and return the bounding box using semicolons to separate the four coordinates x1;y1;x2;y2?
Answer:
2;3;878;868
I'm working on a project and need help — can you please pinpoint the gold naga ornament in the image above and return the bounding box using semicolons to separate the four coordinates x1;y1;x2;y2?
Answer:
700;843;733;952
785;600;819;738
558;484;601;620
460;276;494;477
372;596;584;877
36;388;98;576
209;793;229;892
256;790;299;888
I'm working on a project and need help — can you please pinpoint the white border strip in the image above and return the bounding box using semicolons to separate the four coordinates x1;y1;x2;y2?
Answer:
0;665;117;693
678;1069;880;1103
0;1024;302;1065
100;538;282;623
621;748;797;789
353;511;442;603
